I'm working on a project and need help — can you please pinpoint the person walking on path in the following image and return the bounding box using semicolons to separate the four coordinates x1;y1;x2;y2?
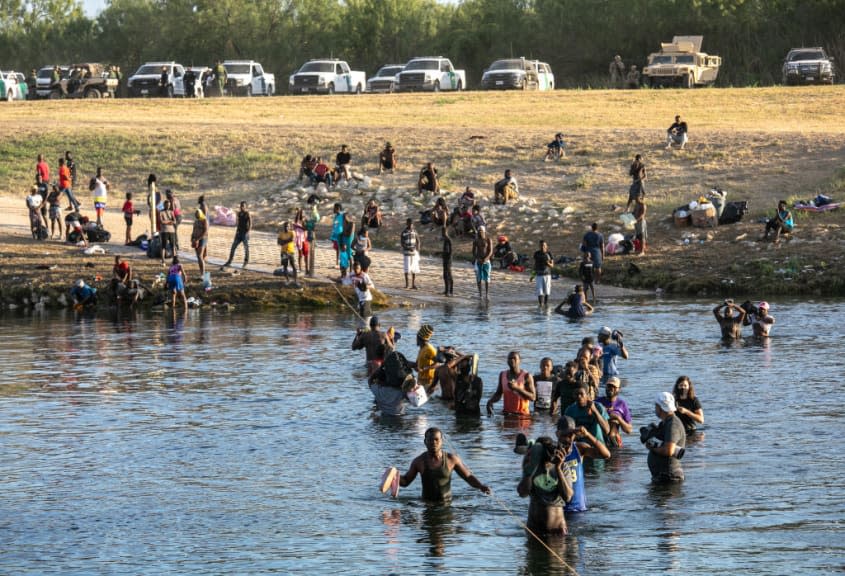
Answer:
441;226;453;296
400;218;420;290
627;154;646;212
58;157;80;211
533;240;554;307
472;226;493;299
222;201;251;269
633;191;648;255
191;208;209;276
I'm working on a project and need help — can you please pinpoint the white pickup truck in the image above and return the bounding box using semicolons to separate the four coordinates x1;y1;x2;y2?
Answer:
223;60;275;96
289;59;366;95
396;57;465;92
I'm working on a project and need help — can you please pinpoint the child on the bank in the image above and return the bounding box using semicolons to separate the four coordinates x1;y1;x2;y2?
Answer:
276;221;297;283
122;192;134;245
46;185;63;239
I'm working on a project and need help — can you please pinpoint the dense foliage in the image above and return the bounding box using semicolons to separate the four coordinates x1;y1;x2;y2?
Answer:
1;0;843;87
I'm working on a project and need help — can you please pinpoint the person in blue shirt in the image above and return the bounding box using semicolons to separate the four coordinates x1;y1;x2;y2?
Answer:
597;326;628;384
70;279;97;308
763;200;793;244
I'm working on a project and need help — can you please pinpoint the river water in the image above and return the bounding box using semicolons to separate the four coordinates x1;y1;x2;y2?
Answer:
1;298;842;575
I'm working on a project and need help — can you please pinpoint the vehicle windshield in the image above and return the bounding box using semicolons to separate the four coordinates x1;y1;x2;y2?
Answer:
789;50;824;62
404;60;439;71
488;60;524;71
37;68;56;78
676;55;695;64
224;64;251;75
375;66;403;78
134;65;168;75
651;55;673;64
299;62;334;73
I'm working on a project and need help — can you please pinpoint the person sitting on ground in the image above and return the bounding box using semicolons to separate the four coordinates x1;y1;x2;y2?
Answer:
361;199;382;230
299;154;316;181
672;375;704;435
596;377;632;448
311;156;333;188
713;299;746;341
545;133;566;161
431;197;449;227
763;200;793;243
493;235;517;269
378;142;397;174
626;64;640;88
110;255;132;302
64;209;87;246
666;114;688;150
70;279;97;308
417;162;439;194
470;204;486;235
398;427;491;501
750;301;775;338
334;144;352;185
493;169;519;205
554;285;594;319
449;188;476;236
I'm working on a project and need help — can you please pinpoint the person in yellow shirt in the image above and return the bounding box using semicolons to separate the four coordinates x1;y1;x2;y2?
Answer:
411;324;439;394
276;221;297;284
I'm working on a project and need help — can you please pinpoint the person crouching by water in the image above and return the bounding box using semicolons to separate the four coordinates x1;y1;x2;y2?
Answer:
487;350;536;418
554;284;593;319
399;427;491;502
167;256;188;310
713;298;746;341
641;392;686;483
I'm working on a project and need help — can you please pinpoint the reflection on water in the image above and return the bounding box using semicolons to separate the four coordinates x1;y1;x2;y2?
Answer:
1;299;844;574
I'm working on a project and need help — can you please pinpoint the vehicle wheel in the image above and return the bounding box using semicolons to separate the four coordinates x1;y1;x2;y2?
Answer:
166;85;174;98
327;83;335;95
5;90;12;102
433;80;440;92
684;74;694;89
266;85;273;96
457;80;463;91
84;88;101;99
388;83;394;94
355;83;362;95
48;91;61;100
246;85;253;97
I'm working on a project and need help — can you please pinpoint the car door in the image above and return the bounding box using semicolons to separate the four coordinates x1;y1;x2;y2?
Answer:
252;63;265;95
335;63;349;92
173;65;185;96
440;60;454;90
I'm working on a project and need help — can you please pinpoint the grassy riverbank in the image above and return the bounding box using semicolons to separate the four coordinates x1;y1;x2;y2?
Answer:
1;87;844;298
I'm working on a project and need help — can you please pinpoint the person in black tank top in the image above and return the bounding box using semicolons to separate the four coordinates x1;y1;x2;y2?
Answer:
399;428;490;502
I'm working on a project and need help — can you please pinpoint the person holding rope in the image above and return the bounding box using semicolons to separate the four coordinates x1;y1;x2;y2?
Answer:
398;427;491;502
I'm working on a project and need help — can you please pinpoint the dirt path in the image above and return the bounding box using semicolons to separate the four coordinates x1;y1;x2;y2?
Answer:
0;195;645;309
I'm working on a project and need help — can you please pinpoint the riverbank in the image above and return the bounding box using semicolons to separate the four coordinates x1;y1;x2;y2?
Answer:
1;88;844;303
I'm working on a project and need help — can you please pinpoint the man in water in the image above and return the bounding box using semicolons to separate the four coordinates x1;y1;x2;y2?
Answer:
596;377;632;448
487;350;535;418
399;427;491;502
597;326;628;385
564;385;611;447
644;392;686;483
517;435;573;535
518;416;610;514
713;299;746;340
411;324;439;394
751;301;775;338
352;316;388;376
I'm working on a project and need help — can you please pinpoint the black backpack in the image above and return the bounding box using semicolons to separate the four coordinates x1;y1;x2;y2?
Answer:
382;351;415;389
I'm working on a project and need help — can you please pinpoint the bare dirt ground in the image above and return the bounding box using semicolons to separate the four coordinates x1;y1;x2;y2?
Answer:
1;87;843;310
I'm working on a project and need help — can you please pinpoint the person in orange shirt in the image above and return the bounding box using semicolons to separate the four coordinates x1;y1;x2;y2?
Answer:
57;157;80;211
487;350;536;417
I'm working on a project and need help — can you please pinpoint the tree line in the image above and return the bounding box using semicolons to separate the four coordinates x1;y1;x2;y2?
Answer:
2;0;843;88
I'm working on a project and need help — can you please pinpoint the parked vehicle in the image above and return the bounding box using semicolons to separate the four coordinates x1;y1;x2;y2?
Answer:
782;47;836;85
223;61;275;96
289;59;366;94
35;65;68;99
396;57;465;92
643;36;721;88
480;58;555;91
184;66;211;98
49;63;118;99
127;62;187;97
0;70;26;101
366;64;404;93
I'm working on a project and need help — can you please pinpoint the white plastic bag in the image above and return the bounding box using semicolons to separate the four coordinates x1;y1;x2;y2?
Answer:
406;384;429;408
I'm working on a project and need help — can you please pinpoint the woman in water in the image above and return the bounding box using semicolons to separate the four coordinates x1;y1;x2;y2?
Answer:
672;375;704;434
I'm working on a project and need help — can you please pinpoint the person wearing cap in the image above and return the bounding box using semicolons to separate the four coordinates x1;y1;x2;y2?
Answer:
472;226;494;299
378;142;397;175
564;384;610;447
517;415;610;514
410;324;439;393
493;234;517;269
646;391;686;483
352;316;389;376
597;326;628;385
672;376;704;435
713;299;747;340
487;351;536;418
70;279;97;308
750;301;775;338
400;218;420;290
597;377;632;448
191;208;209;276
399;427;490;502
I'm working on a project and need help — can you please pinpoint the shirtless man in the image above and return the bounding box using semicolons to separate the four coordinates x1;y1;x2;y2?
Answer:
713;299;746;340
399;427;491;502
472;226;494;299
352;316;388;375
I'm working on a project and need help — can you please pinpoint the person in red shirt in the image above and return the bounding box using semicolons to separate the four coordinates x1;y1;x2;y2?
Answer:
311;157;333;187
57;157;80;211
111;255;132;301
36;154;49;192
122;192;135;245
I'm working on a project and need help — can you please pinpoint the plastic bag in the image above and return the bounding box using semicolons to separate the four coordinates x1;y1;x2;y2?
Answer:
619;213;636;230
212;205;237;226
202;271;212;291
406;384;429;407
